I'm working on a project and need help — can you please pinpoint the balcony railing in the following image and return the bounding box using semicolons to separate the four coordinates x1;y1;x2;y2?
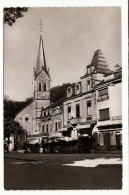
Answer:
97;95;109;102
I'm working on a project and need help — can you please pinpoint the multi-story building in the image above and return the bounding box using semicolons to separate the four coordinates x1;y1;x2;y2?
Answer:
63;49;113;140
39;98;64;142
95;67;122;149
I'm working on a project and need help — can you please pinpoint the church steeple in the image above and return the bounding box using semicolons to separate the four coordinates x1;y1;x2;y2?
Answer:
35;35;47;78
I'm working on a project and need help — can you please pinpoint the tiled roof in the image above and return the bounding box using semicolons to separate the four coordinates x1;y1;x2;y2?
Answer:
81;49;112;78
91;49;112;73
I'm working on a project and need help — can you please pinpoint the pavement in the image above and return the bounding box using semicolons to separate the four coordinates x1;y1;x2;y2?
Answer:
4;151;122;162
4;152;122;190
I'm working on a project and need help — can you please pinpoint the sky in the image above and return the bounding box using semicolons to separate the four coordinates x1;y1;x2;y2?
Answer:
4;7;121;101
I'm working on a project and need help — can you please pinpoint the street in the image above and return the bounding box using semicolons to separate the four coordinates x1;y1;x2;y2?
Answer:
4;153;122;190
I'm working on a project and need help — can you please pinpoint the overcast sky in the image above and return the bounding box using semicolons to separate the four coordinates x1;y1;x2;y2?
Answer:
4;7;121;101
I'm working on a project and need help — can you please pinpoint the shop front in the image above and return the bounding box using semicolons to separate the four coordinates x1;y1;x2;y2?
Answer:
98;124;122;150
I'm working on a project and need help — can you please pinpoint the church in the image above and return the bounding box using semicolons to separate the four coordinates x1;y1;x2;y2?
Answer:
15;34;51;138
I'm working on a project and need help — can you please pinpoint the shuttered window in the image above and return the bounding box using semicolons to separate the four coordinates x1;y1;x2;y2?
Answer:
99;108;110;121
99;88;108;97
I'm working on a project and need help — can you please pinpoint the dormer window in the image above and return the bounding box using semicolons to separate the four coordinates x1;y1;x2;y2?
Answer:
87;67;90;74
87;80;90;91
76;85;79;90
44;83;46;91
68;88;70;93
39;83;42;91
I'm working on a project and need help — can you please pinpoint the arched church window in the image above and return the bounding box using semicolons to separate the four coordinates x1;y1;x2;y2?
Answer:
44;83;46;91
39;83;42;91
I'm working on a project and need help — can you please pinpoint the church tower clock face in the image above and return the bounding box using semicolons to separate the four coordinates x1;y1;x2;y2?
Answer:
38;92;46;99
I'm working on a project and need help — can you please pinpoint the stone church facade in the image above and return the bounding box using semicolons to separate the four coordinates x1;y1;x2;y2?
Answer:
15;35;51;136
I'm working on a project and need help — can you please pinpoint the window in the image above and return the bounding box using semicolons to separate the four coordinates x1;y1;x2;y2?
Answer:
44;83;46;91
99;88;108;97
46;124;48;132
87;67;90;74
68;88;70;93
87;101;91;116
42;124;44;133
25;117;29;121
76;85;80;94
39;83;42;91
68;106;71;119
55;121;61;131
87;80;90;91
99;108;110;121
58;121;61;129
50;123;52;133
76;104;80;118
76;85;79;90
55;121;58;131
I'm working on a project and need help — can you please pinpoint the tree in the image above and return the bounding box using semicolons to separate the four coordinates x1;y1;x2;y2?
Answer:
4;118;25;138
4;7;28;26
4;118;26;151
50;83;71;103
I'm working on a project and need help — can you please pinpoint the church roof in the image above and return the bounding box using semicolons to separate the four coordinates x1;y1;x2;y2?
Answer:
35;35;50;80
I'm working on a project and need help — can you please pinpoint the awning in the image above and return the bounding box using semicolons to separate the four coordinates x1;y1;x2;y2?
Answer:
49;132;63;138
97;124;122;130
79;134;91;138
59;127;68;132
76;124;90;129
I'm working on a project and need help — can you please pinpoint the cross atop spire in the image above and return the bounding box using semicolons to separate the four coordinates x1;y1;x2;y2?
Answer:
39;19;43;33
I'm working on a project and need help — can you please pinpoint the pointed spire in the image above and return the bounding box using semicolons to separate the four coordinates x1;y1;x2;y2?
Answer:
90;49;111;74
35;35;47;77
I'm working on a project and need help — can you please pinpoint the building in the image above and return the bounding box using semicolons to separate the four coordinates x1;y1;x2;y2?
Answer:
39;98;64;142
15;32;122;150
15;34;51;143
95;67;122;149
63;49;113;140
